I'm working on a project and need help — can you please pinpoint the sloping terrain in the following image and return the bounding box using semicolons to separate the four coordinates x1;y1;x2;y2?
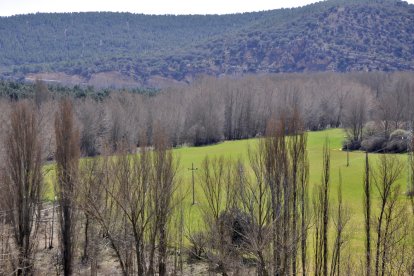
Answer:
0;0;413;87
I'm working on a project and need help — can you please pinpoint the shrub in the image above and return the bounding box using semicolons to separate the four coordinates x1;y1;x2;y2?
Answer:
187;232;207;262
360;136;387;152
389;129;410;140
382;129;410;153
343;139;361;151
217;208;252;249
384;139;407;153
363;121;382;139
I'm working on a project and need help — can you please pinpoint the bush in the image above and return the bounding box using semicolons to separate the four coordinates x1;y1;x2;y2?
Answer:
358;129;410;153
217;208;252;249
186;232;207;262
385;139;407;153
360;136;387;152
363;121;382;139
383;129;410;153
343;139;361;151
389;129;410;140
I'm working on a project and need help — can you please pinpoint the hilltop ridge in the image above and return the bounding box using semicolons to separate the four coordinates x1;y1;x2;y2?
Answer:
0;0;413;87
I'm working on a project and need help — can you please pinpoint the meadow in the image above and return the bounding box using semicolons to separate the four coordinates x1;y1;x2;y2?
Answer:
173;128;412;257
44;128;412;259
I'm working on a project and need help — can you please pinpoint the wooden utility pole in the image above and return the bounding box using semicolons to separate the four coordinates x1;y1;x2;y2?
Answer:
346;144;349;167
188;163;198;205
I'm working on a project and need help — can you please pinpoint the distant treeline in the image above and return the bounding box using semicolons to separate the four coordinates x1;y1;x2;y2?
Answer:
0;71;413;157
0;79;159;100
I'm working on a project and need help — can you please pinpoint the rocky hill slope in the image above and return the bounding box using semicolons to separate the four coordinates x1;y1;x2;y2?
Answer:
0;0;413;87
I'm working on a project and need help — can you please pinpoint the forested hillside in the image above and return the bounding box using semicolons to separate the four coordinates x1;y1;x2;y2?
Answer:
0;0;413;87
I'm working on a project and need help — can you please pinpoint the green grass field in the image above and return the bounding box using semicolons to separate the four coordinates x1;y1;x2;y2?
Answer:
173;128;412;254
44;128;412;258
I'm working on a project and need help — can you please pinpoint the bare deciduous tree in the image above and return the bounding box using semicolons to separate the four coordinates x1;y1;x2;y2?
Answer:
112;141;153;276
343;89;370;148
199;156;238;275
238;145;273;276
55;98;80;276
34;79;50;107
150;127;180;276
330;170;350;276
372;155;403;276
314;140;330;276
2;101;43;275
363;152;372;276
80;153;131;276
